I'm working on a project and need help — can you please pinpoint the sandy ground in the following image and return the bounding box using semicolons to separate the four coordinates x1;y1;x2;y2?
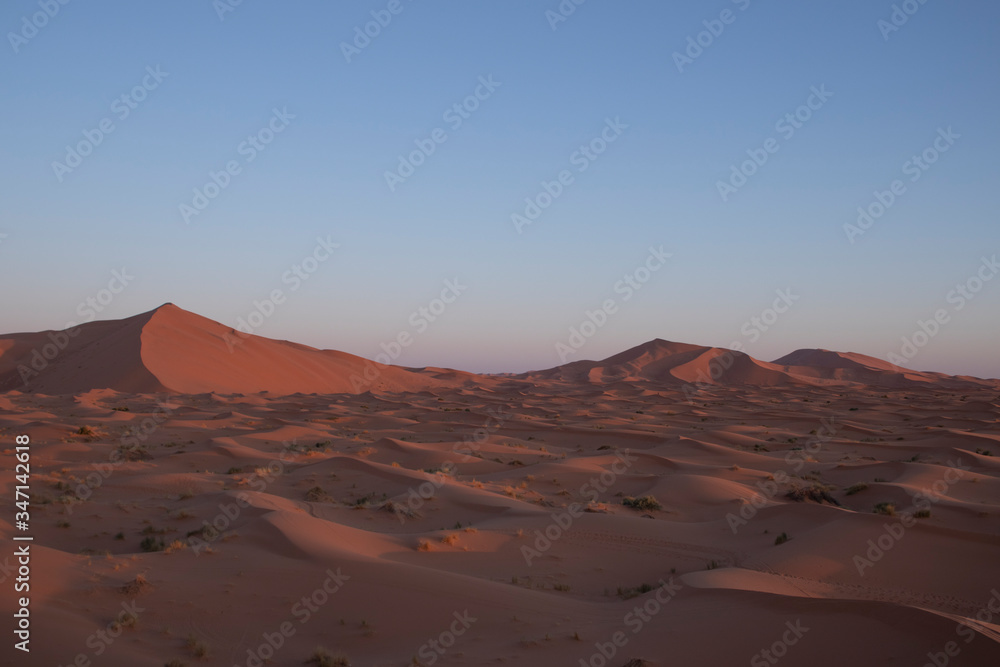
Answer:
1;307;999;666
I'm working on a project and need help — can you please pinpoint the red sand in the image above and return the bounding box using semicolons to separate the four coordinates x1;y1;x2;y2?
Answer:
1;305;998;666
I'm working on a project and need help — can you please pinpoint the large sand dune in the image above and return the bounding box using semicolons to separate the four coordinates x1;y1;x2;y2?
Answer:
0;304;451;395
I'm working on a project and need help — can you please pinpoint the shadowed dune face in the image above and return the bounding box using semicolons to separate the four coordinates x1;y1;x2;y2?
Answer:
0;310;165;394
773;348;905;372
2;307;1000;665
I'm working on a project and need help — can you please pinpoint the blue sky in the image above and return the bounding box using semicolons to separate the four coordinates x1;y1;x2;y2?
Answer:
1;0;998;376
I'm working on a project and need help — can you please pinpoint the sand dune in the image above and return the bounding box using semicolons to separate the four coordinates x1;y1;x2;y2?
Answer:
0;304;452;395
527;338;999;391
774;348;1000;388
2;308;999;665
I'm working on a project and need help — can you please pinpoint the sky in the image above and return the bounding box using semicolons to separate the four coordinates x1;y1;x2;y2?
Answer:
1;0;998;377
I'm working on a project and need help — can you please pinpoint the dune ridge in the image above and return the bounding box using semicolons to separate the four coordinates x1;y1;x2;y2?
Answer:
4;307;996;397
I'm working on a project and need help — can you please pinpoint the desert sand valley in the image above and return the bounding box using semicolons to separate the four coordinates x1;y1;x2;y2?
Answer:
2;304;999;666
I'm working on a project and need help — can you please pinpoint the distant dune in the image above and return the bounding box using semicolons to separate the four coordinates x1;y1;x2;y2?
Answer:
0;306;996;396
527;339;998;390
772;348;998;388
524;339;822;387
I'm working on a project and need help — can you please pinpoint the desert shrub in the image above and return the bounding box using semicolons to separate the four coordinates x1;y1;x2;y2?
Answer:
305;486;334;503
785;485;840;506
874;502;896;516
111;608;138;631
308;647;349;667
622;495;661;511
617;583;654;600
186;635;208;658
119;574;153;596
140;537;165;553
351;492;386;508
116;444;151;462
